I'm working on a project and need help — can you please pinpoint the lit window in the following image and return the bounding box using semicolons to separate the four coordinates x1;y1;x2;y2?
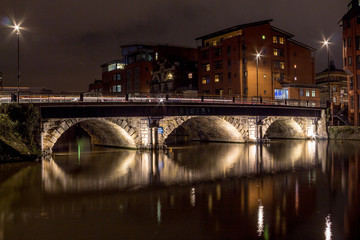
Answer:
294;76;297;81
333;86;337;92
155;52;158;60
333;96;337;103
229;88;233;95
215;74;221;82
294;64;297;69
206;63;210;71
280;62;285;69
279;37;285;44
108;63;116;72
312;90;316;97
167;73;173;80
273;36;278;44
263;74;266;78
213;40;217;46
188;73;193;79
116;63;125;69
306;90;310;97
202;77;207;84
262;35;266;40
273;48;278;56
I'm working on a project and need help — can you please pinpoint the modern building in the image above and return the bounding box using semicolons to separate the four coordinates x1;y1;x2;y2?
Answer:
340;0;360;125
90;44;198;95
195;19;319;105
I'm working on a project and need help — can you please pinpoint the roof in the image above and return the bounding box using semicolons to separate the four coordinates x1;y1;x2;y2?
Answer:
288;39;316;51
100;59;123;67
281;83;322;89
339;0;360;24
318;60;346;74
195;19;274;40
271;26;294;38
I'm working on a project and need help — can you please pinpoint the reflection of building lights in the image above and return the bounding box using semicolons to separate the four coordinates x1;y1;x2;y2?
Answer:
295;179;299;215
216;184;221;200
325;214;332;240
157;198;161;224
191;188;196;207
208;194;213;215
257;200;264;236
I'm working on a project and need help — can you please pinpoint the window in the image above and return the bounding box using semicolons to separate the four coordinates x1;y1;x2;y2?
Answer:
112;85;121;93
348;37;352;47
188;73;193;79
312;90;316;97
344;38;346;48
108;63;116;72
202;51;209;59
227;46;231;56
333;86;337;92
227;59;231;68
117;74;121;81
202;76;210;84
155;52;158;60
294;64;297;69
274;89;289;99
214;48;222;57
263;74;266;78
215;89;223;95
228;89;233;95
294;76;297;81
280;62;285;69
167;73;173;80
356;36;360;50
213;40;217;46
349;56;352;66
300;88;304;96
273;36;278;44
214;60;223;70
262;35;266;40
333;96;337;103
306;90;310;97
113;74;116;81
214;73;222;82
273;48;283;56
279;37;285;44
228;72;232;81
356;55;360;69
206;63;210;71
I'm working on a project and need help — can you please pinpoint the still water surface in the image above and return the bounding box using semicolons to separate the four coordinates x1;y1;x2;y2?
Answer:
0;140;359;240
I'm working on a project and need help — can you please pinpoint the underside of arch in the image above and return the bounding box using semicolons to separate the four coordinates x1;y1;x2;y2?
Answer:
264;119;305;139
165;116;244;145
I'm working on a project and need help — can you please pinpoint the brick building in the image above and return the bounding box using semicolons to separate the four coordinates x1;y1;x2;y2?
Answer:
89;44;197;95
340;0;360;125
195;19;319;104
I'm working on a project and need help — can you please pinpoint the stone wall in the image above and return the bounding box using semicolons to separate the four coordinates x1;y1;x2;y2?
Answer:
329;126;360;140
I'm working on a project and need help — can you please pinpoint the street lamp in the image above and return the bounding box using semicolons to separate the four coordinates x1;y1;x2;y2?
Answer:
256;52;261;103
323;40;332;125
14;24;20;103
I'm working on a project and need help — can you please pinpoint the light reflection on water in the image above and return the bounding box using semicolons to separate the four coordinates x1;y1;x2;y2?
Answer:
0;140;359;240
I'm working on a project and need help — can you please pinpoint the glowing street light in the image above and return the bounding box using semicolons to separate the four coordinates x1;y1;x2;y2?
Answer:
12;23;21;103
322;39;332;125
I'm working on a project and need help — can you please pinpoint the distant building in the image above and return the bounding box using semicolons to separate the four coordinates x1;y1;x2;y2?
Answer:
316;60;348;109
90;44;198;95
340;0;360;125
195;19;319;105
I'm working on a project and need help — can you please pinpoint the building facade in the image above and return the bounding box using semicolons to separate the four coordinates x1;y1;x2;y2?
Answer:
340;0;360;125
90;44;198;95
196;19;318;104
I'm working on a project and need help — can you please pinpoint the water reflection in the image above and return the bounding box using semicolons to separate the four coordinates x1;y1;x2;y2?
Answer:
44;140;321;193
1;140;359;240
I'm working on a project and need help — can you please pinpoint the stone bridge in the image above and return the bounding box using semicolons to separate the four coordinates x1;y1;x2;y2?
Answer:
38;102;327;154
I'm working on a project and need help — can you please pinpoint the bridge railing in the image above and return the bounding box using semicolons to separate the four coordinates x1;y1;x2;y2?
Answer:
0;92;324;108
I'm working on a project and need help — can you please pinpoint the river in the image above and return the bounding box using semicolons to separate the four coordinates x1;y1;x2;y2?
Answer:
0;140;359;239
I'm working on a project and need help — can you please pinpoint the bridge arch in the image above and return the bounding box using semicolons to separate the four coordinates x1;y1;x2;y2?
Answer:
42;118;140;153
262;117;310;139
159;116;248;145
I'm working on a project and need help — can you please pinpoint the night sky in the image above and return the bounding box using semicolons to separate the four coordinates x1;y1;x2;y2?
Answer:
0;0;347;92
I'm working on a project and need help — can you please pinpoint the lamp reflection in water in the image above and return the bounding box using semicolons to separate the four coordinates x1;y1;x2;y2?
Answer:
257;199;264;237
191;187;196;207
325;214;332;240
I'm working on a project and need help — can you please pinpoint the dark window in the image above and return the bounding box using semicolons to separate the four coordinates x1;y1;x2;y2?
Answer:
228;72;232;81
356;55;360;69
349;56;353;66
227;46;231;56
350;77;354;90
227;59;231;68
202;51;209;59
344;38;346;48
348;37;352;47
348;20;351;28
214;48;222;57
214;60;223;70
356;36;360;50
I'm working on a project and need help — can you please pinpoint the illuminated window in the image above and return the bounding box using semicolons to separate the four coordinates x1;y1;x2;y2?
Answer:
274;89;289;99
306;90;310;97
273;48;279;56
213;40;217;46
112;85;121;93
294;76;297;81
206;63;211;71
294;64;297;69
263;74;266;78
188;73;193;79
262;35;266;40
108;63;116;71
155;52;158;60
215;73;222;82
116;63;125;69
202;76;210;84
279;37;285;44
312;90;316;97
273;36;278;43
167;73;173;80
280;62;285;69
228;88;233;95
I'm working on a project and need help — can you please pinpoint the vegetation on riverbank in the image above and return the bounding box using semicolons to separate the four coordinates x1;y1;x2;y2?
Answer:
329;126;360;140
0;103;41;162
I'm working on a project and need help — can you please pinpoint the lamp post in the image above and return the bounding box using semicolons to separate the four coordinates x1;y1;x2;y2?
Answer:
324;40;332;125
256;53;260;103
15;25;20;103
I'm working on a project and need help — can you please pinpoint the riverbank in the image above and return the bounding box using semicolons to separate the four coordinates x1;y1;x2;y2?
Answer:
0;104;41;162
329;126;360;140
